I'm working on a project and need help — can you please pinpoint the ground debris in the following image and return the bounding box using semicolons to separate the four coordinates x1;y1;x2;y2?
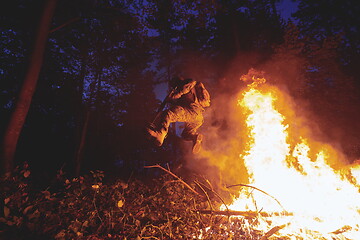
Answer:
0;165;266;240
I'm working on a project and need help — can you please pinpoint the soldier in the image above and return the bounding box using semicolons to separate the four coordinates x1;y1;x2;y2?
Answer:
147;76;211;154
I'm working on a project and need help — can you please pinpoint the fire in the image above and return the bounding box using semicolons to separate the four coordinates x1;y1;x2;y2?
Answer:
351;166;360;186
217;75;360;239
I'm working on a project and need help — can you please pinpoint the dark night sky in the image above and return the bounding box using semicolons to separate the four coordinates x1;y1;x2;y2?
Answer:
277;0;299;20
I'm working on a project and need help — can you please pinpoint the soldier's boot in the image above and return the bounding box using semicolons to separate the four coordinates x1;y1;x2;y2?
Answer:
146;127;167;146
192;133;203;154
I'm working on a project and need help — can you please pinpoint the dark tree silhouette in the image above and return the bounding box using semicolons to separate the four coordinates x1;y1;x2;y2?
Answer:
1;0;58;174
291;0;360;160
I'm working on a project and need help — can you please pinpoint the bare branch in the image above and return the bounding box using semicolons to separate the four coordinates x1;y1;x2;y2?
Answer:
144;164;200;195
227;183;285;211
49;16;80;33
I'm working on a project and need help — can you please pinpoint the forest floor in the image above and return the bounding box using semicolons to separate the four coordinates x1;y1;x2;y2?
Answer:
0;163;290;240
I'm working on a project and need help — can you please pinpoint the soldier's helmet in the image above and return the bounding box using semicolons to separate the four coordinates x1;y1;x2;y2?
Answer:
169;76;184;89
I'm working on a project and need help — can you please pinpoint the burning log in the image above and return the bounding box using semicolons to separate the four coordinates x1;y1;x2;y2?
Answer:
196;209;293;218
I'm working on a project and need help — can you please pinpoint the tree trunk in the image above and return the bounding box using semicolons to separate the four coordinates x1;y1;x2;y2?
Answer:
73;40;88;176
1;0;57;174
75;110;90;176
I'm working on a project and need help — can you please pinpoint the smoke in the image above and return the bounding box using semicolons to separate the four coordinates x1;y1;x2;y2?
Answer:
264;50;360;162
181;51;357;202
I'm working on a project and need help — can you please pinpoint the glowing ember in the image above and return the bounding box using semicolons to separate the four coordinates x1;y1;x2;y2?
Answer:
220;75;360;239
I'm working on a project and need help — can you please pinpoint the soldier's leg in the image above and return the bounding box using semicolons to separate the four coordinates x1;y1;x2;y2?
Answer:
181;111;204;153
147;106;188;146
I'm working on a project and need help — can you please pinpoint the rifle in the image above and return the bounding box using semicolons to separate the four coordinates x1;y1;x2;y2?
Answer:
151;87;177;125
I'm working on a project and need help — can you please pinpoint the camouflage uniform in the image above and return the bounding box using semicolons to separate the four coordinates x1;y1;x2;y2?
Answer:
147;78;209;153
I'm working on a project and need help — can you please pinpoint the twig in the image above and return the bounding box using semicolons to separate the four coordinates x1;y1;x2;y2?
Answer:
164;180;182;185
196;181;230;213
92;190;103;223
49;17;81;33
196;176;232;221
144;164;200;195
152;180;181;197
260;224;288;240
166;213;173;239
140;224;163;240
204;178;214;191
226;183;285;210
194;180;214;211
331;225;352;235
250;190;259;213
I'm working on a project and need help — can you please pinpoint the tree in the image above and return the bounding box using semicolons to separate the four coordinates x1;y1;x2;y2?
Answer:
293;0;360;90
1;0;58;174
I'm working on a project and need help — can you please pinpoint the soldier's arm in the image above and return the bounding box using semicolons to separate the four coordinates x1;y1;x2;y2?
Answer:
168;79;196;100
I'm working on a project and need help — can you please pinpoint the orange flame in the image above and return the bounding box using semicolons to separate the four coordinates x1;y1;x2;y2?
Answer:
213;74;360;239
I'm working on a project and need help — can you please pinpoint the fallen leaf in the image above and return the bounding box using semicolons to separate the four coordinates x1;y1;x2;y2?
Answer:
82;220;89;228
117;200;124;208
4;206;10;218
23;170;30;178
23;205;33;215
55;230;66;240
119;181;128;189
